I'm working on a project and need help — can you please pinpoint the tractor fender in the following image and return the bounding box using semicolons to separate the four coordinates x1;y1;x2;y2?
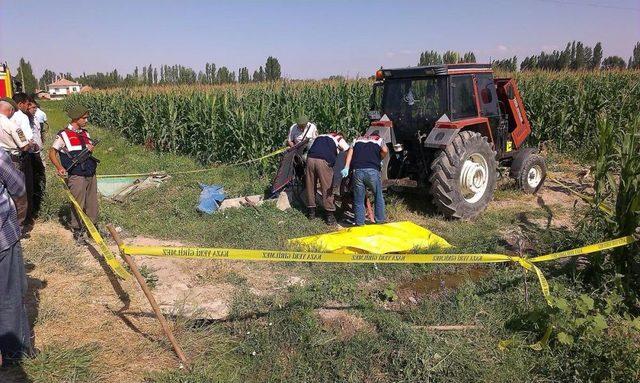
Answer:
508;147;539;177
424;127;461;149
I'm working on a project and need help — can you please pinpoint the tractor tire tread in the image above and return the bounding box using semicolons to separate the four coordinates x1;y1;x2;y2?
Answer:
514;153;547;194
429;131;498;219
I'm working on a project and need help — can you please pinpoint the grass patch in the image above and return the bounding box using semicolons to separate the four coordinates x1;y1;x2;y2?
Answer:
22;231;86;274
22;343;101;383
138;264;159;289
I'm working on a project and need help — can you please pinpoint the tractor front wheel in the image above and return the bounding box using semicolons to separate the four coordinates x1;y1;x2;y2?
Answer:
512;153;546;194
429;131;498;219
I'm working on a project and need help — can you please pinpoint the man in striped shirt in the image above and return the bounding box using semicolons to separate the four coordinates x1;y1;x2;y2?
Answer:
0;149;31;366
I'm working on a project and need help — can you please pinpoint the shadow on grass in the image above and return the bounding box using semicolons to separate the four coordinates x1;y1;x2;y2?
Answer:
386;187;439;217
115;302;370;328
0;362;33;383
85;244;182;348
56;204;73;230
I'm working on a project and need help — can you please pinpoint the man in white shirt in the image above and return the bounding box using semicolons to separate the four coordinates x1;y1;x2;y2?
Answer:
9;94;35;149
287;115;318;148
0;98;30;227
9;94;37;226
34;102;48;135
27;101;46;218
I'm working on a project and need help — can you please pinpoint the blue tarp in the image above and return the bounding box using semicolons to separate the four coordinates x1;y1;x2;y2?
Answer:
197;183;225;214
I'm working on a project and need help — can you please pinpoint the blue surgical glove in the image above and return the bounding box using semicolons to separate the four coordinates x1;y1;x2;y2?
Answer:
340;167;349;178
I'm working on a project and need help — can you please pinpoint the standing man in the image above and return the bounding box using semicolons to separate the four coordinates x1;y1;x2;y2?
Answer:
10;93;37;225
48;105;98;243
8;94;35;146
0;98;30;228
341;130;388;226
287;115;318;148
27;100;46;217
304;132;349;224
0;149;32;366
34;101;48;135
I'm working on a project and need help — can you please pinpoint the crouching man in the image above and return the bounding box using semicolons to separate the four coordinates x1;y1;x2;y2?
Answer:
287;115;318;148
48;105;98;243
305;132;349;225
341;130;388;226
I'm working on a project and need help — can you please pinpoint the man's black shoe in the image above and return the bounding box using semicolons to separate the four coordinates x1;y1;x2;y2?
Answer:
325;212;337;225
307;207;316;220
73;229;88;245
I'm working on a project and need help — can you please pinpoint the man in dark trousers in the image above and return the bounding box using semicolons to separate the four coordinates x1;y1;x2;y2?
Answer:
0;149;31;366
305;132;349;224
341;130;388;226
48;105;98;243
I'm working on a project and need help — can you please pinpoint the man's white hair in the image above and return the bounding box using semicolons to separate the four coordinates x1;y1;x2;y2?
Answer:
0;100;15;113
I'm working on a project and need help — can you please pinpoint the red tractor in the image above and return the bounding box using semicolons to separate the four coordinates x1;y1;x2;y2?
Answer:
368;63;546;219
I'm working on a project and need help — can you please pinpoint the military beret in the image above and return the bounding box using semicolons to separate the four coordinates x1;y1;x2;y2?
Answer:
0;97;18;110
67;104;89;120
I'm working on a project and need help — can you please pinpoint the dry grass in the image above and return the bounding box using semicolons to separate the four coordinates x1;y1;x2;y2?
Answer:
6;221;178;383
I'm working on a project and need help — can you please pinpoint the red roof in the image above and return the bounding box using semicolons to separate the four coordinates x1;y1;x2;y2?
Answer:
47;78;80;87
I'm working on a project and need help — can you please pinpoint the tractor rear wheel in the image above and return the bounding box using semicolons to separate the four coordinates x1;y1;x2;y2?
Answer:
429;131;498;219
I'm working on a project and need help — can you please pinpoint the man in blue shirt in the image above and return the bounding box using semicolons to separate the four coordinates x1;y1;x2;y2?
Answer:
0;149;31;366
341;131;388;226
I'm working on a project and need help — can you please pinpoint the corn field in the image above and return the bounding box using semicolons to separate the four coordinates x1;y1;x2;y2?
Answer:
67;71;640;164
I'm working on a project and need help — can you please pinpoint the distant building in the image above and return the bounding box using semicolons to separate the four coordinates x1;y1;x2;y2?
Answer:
47;78;81;98
35;90;51;99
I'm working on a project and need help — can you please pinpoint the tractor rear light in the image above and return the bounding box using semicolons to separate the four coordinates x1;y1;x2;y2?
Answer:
375;70;384;80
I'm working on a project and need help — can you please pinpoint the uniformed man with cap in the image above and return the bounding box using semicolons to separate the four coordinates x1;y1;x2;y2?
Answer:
48;105;99;242
0;97;30;228
287;115;318;148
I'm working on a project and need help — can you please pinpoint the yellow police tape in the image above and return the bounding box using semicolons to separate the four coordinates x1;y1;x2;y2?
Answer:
120;235;636;306
547;176;614;216
96;147;287;179
58;177;130;280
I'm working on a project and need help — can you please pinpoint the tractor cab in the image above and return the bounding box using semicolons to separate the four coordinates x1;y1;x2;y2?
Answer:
367;63;545;219
369;63;530;157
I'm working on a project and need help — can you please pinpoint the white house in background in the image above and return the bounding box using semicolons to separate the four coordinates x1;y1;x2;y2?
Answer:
47;78;81;98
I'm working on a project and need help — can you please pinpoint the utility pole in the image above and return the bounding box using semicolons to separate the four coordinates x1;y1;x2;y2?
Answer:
20;62;25;92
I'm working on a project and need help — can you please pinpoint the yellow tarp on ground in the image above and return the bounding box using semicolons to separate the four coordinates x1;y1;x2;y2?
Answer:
288;221;451;254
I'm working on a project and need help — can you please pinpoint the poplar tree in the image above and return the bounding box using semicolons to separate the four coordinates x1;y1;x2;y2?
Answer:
629;42;640;69
265;57;281;81
442;51;459;64
16;58;37;92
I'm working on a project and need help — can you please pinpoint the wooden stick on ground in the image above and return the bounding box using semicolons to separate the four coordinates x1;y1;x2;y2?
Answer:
106;224;189;367
412;325;481;331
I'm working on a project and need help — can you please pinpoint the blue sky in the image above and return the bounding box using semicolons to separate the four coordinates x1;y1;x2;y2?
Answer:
1;0;638;79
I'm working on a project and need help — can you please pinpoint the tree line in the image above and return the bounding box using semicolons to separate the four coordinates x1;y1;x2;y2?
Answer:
11;56;282;92
417;41;640;72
